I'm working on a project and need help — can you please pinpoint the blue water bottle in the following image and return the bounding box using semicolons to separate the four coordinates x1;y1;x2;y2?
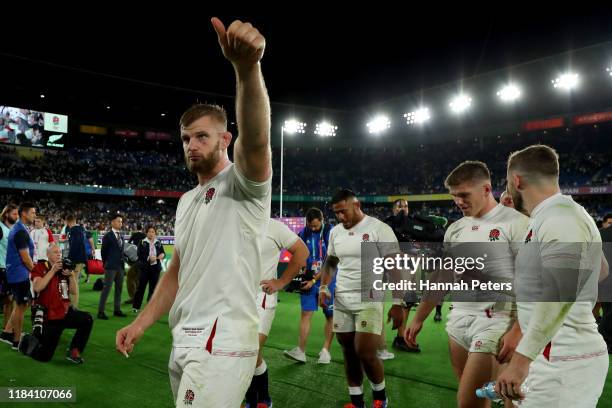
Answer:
476;381;530;405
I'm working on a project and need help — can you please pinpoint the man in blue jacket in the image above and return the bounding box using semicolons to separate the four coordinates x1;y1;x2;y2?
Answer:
284;208;336;364
1;202;36;349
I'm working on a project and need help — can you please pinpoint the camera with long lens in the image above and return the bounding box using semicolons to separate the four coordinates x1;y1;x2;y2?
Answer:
285;267;313;293
31;304;46;337
62;258;75;271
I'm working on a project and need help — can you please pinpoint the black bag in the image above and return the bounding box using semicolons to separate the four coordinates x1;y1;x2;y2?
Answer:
93;278;104;291
19;333;41;357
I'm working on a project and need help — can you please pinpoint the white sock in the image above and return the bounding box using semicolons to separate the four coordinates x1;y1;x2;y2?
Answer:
348;385;364;395
370;380;385;391
254;360;267;376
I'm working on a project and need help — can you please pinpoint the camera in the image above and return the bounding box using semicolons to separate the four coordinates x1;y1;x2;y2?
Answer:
32;304;46;337
62;258;75;271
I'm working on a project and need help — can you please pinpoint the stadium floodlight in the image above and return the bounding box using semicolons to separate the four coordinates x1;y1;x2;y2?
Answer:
404;107;431;125
607;67;612;77
279;119;306;218
282;119;306;134
161;113;166;117
552;73;579;90
367;115;391;134
40;94;45;99
315;121;337;137
449;94;472;113
497;84;521;102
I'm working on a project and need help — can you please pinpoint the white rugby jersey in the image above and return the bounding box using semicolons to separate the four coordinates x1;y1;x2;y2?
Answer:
258;218;300;309
515;193;606;360
444;204;529;313
169;163;271;354
328;215;399;294
30;227;54;262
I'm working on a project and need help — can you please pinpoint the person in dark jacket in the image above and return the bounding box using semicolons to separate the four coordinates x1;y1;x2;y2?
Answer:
97;214;127;320
132;226;165;313
124;225;146;305
66;214;87;307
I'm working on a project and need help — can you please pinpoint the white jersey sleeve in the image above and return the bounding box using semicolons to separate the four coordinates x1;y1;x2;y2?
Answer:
232;164;272;200
375;222;400;257
508;211;530;256
270;219;300;250
327;226;337;258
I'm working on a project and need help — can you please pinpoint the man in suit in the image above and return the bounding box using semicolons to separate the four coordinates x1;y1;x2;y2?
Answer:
97;214;127;320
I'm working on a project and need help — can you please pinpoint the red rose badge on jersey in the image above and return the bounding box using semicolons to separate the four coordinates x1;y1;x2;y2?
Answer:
204;187;216;204
362;233;370;242
184;389;195;405
488;229;500;241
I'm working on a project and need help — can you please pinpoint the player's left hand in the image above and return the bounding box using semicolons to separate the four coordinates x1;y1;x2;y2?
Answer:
211;17;265;68
260;279;284;295
387;304;404;330
497;324;522;364
495;353;531;401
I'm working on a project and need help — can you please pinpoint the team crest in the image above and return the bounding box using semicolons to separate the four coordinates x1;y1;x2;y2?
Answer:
204;188;216;204
488;229;500;241
525;230;533;243
362;233;370;242
184;389;195;405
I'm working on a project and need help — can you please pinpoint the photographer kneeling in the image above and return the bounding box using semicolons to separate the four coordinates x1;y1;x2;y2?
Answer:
20;243;93;364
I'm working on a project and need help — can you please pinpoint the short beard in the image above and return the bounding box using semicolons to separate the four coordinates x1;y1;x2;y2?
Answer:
185;141;222;175
509;187;525;215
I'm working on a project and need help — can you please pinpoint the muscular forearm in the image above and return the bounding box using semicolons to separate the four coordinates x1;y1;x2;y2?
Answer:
413;299;439;324
133;268;178;329
320;264;337;287
19;251;34;271
33;273;54;293
281;260;304;285
235;64;270;149
68;274;77;295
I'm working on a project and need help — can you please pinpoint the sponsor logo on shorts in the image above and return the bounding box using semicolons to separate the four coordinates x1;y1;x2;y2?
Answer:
184;389;195;405
474;340;482;350
334;323;339;329
361;320;367;328
472;225;479;231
